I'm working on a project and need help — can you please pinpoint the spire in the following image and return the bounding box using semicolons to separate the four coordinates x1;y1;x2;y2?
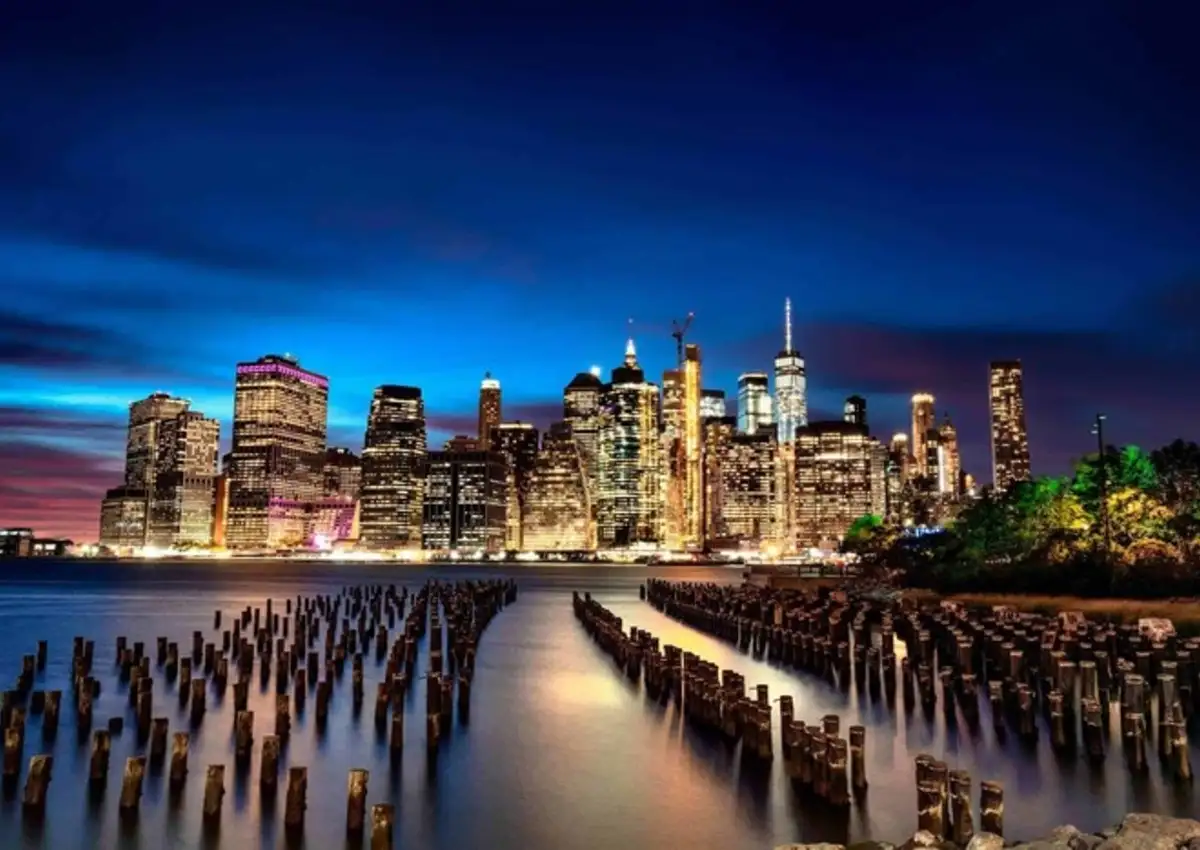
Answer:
624;316;638;367
784;297;793;353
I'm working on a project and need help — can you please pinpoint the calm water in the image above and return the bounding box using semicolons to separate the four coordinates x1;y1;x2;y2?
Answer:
0;560;1195;850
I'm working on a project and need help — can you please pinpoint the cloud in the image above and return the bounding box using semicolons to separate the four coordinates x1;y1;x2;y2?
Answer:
0;440;122;541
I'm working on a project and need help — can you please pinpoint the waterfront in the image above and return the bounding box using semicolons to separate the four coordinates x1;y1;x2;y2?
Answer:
0;561;1195;850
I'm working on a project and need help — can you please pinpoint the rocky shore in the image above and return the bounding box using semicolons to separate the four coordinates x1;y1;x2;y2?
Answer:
778;814;1200;850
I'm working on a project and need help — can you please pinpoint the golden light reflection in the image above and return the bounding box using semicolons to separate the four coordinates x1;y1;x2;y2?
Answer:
538;670;628;708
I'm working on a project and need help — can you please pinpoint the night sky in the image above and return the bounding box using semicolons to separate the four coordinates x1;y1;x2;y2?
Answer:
2;1;1197;541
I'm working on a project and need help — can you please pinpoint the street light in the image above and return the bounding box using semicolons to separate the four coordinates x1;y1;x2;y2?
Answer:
1091;413;1113;575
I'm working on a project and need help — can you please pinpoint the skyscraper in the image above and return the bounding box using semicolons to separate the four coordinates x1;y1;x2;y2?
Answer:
123;392;191;544
523;422;592;551
885;433;909;524
422;446;507;552
911;393;936;478
563;371;604;499
148;410;220;547
700;389;726;420
737;372;773;435
682;343;703;546
990;360;1032;490
793;421;886;550
227;355;329;549
660;368;685;548
716;430;777;548
703;417;736;542
597;338;662;548
490;421;540;550
843;395;867;428
478;373;502;448
99;488;148;550
773;298;807;443
323;447;362;500
937;416;961;497
359;385;426;548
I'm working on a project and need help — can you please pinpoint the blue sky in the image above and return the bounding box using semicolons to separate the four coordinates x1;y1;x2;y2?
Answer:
1;1;1197;539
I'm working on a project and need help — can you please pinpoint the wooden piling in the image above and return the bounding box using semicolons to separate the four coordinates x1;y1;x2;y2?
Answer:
979;780;1003;836
950;770;974;845
849;725;867;790
118;756;146;817
346;768;370;838
169;732;189;789
260;735;280;795
284;766;307;838
3;727;22;787
21;755;51;819
203;764;225;824
235;710;254;765
371;803;395;850
89;729;111;787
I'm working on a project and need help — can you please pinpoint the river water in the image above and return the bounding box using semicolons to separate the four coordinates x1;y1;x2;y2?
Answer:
0;560;1194;850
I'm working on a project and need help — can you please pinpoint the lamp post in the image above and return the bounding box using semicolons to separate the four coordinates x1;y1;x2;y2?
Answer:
1091;413;1112;580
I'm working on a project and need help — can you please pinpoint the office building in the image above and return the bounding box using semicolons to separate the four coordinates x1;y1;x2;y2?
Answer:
99;487;148;550
323;447;362;499
716;430;777;548
123;392;191;543
700;389;726;420
885;433;910;524
148;410;220;547
661;369;686;548
911;393;936;478
523;422;592;551
597;338;662;548
490;421;540;550
774;298;807;443
990;360;1031;490
682;344;703;547
359;385;426;549
937;416;961;497
226;355;329;549
0;529;34;558
843;395;867;428
563;371;603;498
212;471;229;548
737;372;773;435
478;373;502;449
703;417;736;543
793;421;886;550
422;446;507;552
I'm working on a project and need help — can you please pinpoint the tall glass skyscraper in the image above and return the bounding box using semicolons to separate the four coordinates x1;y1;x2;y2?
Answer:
359;385;426;548
736;372;772;435
989;360;1031;490
911;393;936;478
773;298;807;443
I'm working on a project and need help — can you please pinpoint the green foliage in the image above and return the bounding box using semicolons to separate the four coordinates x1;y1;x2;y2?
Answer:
900;440;1200;599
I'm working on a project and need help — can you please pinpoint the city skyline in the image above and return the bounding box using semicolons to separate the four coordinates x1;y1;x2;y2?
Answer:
2;4;1197;541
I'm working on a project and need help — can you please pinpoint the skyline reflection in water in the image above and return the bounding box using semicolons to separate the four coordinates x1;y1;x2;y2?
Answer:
0;561;1195;850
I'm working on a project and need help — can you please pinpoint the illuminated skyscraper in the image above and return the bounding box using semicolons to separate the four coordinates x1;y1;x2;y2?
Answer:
422;446;507;552
885;433;909;524
523;422;592;550
793;421;887;550
490;421;539;550
99;487;148;550
563;371;603;498
660;368;685;548
773;298;807;443
312;447;362;546
937;416;961;497
911;393;936;478
682;344;703;546
123;392;191;543
359;385;426;548
597;338;662;548
703;417;736;541
149;410;220;547
227;355;329;549
737;372;773;435
990;360;1031;490
716;430;777;548
478;373;502;448
843;395;867;428
323;447;362;499
700;389;726;420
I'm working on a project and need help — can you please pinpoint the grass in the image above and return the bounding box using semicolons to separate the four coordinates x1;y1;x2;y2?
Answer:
903;590;1200;637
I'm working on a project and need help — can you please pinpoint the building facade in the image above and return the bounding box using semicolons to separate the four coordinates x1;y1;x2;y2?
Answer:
99;487;149;549
911;393;936;479
700;389;726;420
843;395;867;428
703;417;736;543
124;392;191;543
563;371;604;501
148;410;220;547
937;417;961;497
597;339;662;548
737;372;773;435
226;355;329;549
682;344;703;547
793;421;886;551
359;385;426;549
717;430;777;548
989;360;1031;490
523;422;592;550
774;298;807;443
323;447;362;500
490;421;540;550
478;373;502;449
422;448;508;552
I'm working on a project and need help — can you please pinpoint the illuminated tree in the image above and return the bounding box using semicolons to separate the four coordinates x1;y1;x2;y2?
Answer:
1073;445;1157;513
1106;486;1174;547
1152;439;1200;515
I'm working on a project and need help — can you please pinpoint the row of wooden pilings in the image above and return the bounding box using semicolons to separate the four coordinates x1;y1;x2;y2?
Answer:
643;579;1195;784
574;590;1009;841
0;578;517;846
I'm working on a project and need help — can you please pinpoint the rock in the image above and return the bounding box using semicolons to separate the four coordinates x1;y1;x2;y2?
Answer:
899;831;941;850
1050;828;1083;843
1097;814;1200;850
774;845;845;850
1069;834;1103;850
966;832;1004;850
1099;830;1118;841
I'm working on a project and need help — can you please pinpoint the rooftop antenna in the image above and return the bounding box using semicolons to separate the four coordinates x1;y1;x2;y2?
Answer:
784;297;793;353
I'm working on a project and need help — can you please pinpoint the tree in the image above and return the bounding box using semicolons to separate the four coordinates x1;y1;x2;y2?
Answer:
1152;439;1200;516
842;514;893;561
1072;445;1157;514
1106;486;1174;547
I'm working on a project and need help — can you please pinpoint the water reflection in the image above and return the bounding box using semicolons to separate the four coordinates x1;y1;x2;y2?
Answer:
0;561;1194;850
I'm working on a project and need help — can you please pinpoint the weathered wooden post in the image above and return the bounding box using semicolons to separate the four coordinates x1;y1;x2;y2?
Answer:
284;766;307;839
118;756;147;819
21;755;51;819
979;780;1003;836
190;677;207;722
849;725;867;791
276;694;291;740
827;737;850;805
346;768;370;839
458;674;472;723
89;729;111;792
235;710;254;766
260;735;280;796
2;728;21;789
950;769;974;845
203;764;225;825
36;640;47;671
169;732;189;790
1169;702;1192;782
371;803;395;849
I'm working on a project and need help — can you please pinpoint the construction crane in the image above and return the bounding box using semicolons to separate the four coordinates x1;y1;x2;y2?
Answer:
671;312;695;367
